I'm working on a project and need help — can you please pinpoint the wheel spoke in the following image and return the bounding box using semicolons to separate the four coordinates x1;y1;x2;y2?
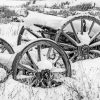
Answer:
37;45;41;61
70;52;78;61
88;21;95;35
31;78;39;87
53;55;61;66
47;47;52;59
70;22;80;43
18;63;37;73
63;32;78;46
21;39;30;42
81;18;83;34
58;43;76;49
65;50;77;59
47;48;56;60
65;50;76;55
26;28;41;38
26;51;38;70
89;54;94;59
1;46;6;53
89;32;100;44
90;41;100;48
90;50;100;55
35;80;40;87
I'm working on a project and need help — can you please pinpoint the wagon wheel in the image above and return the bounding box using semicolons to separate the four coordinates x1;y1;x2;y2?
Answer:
0;38;14;83
12;39;71;88
55;14;100;62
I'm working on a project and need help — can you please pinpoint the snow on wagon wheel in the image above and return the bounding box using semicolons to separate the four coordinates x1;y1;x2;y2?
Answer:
0;38;14;83
12;39;71;88
55;14;100;62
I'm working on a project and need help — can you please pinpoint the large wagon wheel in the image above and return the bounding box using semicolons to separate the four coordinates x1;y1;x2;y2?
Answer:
0;38;14;83
12;39;71;88
55;14;100;62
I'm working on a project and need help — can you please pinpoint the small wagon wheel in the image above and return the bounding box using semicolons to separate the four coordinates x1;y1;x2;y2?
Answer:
0;38;14;83
55;14;100;62
12;39;71;88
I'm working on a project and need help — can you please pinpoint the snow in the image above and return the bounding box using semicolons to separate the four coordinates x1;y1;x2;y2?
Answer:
23;11;66;30
0;1;100;99
0;57;99;99
0;0;27;6
0;22;41;48
0;68;7;82
0;77;83;100
0;22;22;47
77;31;91;45
37;60;53;70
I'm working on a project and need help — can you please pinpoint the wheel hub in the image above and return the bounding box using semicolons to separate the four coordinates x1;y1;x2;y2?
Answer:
32;68;62;88
78;45;90;57
32;69;53;88
81;45;90;55
41;69;51;80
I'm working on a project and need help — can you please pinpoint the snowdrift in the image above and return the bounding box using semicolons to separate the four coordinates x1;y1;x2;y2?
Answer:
0;57;99;100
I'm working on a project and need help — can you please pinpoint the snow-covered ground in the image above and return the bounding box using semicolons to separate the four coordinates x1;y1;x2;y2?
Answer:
0;21;100;100
0;57;100;100
0;0;100;99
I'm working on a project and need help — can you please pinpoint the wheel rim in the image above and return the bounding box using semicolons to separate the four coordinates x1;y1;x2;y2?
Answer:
12;39;71;88
55;14;100;62
0;38;14;83
0;38;14;54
